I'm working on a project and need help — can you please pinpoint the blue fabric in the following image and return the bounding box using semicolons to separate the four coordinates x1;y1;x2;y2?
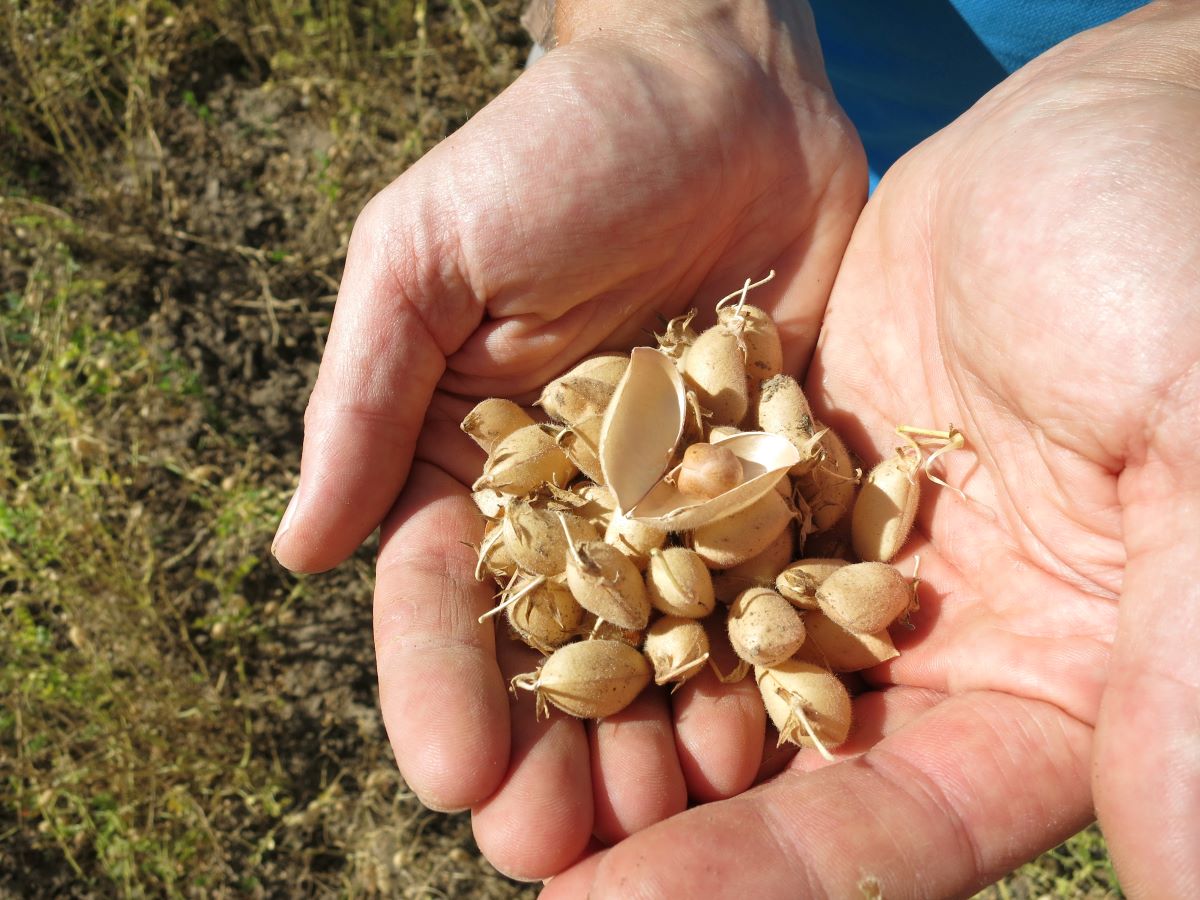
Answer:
808;0;1150;188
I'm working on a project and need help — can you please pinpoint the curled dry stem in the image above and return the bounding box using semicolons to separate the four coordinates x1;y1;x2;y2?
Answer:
711;657;750;684
509;672;550;719
474;526;506;582
895;424;968;496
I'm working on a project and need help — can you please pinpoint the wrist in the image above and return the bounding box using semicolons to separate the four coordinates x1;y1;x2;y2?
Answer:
552;0;827;84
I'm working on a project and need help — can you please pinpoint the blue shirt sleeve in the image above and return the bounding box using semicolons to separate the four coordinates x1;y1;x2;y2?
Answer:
808;0;1150;189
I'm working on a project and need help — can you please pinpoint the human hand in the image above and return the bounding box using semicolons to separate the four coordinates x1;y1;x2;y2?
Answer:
544;3;1200;896
271;0;866;881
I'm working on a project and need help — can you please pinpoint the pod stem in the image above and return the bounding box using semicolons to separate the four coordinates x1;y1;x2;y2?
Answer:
478;574;546;624
791;698;835;763
557;512;587;570
509;672;539;694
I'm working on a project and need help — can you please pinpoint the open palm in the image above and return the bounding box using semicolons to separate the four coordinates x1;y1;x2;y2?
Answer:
271;2;867;882
546;5;1200;897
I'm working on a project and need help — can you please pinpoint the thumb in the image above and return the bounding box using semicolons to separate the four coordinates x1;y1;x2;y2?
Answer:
1094;442;1200;897
270;167;483;573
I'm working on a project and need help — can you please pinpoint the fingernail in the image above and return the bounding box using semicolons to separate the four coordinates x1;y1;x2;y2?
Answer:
272;487;301;556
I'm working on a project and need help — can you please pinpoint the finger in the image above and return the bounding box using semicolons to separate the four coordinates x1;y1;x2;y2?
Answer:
471;638;594;882
1094;478;1200;897
670;624;765;802
414;391;488;487
786;684;945;774
552;690;1093;899
272;180;484;573
373;463;509;810
589;686;687;845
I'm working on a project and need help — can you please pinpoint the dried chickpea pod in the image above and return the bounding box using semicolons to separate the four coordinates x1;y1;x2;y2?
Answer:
815;561;915;634
711;523;795;604
795;424;859;533
800;611;899;672
579;614;643;647
755;660;852;758
511;640;650;719
557;415;605;484
693;489;793;569
505;576;584;654
461;398;536;455
477;520;517;582
538;354;629;426
676;442;743;501
565;536;651;631
775;558;848;610
475;424;577;496
645;547;716;618
472;488;508;519
681;325;750;428
716;303;783;397
727;587;807;668
503;501;598;577
756;375;825;476
850;451;920;563
605;512;667;569
644;617;710;686
573;481;617;528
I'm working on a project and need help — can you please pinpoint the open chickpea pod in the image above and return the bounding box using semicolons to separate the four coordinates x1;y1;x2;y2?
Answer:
464;273;964;758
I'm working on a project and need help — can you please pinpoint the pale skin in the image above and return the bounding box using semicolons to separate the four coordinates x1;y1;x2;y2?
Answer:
272;1;1200;896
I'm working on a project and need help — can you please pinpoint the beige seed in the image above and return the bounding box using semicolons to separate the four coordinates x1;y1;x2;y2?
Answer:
851;452;920;563
676;442;743;501
815;561;914;634
681;325;749;427
643;617;710;686
461;399;536;455
565;539;651;631
727;587;806;668
476;424;577;496
693;489;793;569
775;558;849;610
799;611;899;672
514;639;651;719
755;660;852;755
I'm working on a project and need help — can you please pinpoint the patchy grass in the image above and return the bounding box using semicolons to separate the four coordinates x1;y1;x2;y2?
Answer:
0;0;1123;896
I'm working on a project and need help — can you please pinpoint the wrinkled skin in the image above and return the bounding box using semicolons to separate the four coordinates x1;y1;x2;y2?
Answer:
274;1;1200;896
272;0;865;883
